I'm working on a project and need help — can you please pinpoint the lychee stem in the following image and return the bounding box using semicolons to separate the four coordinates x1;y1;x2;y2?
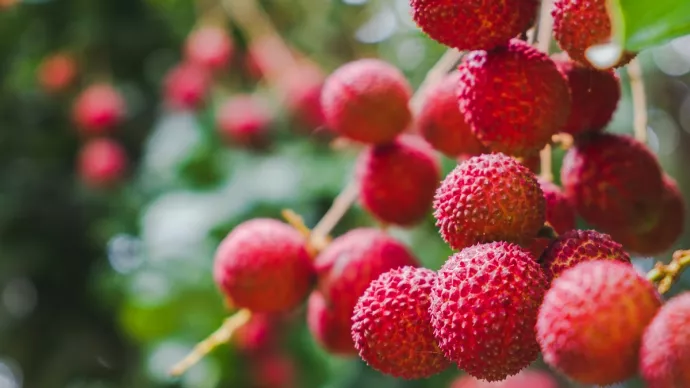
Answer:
310;180;359;251
627;58;648;144
647;250;690;295
168;309;252;377
534;0;555;182
409;48;464;114
551;133;574;150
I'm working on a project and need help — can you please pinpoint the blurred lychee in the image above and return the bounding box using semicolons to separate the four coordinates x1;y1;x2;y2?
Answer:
184;26;233;72
216;94;273;150
78;138;128;188
539;179;576;235
38;53;77;93
163;62;210;111
72;83;126;134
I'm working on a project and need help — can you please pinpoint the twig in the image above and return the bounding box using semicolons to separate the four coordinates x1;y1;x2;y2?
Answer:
309;180;358;251
535;0;554;182
627;58;648;144
409;49;464;113
647;250;690;295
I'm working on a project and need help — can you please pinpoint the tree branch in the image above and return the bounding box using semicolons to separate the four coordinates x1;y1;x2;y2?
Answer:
627;57;648;144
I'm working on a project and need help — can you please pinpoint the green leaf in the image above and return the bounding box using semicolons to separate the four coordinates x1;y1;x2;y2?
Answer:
608;0;690;52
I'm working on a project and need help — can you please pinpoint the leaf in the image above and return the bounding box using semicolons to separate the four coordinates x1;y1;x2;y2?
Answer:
608;0;690;52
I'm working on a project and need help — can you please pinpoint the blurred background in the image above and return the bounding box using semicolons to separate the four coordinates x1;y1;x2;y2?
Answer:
1;0;690;387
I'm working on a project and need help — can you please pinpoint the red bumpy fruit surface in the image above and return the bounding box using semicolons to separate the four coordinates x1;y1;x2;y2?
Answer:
537;260;662;385
417;71;485;157
307;291;355;355
450;369;559;388
561;133;664;234
213;218;315;312
216;94;272;150
433;152;545;250
163;63;210;111
409;0;538;51
640;292;690;388
552;0;636;68
357;135;440;227
539;179;576;235
38;53;77;93
320;59;412;144
430;242;547;381
73;83;126;134
351;266;450;379
539;229;631;283
457;39;571;158
552;53;621;136
78;138;128;188
184;26;233;71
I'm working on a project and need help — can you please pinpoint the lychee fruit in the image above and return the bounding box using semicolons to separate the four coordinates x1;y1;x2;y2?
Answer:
216;94;273;150
539;179;576;235
537;260;662;385
213;218;315;312
552;53;621;136
249;352;297;388
640;292;690;388
77;138;128;188
320;59;412;144
184;26;233;72
450;369;559;388
409;0;538;51
234;313;278;354
417;71;485;157
276;63;327;131
38;53;77;93
552;0;636;68
430;242;547;381
612;175;686;256
306;291;356;355
163;62;210;111
357;135;440;227
560;133;664;234
539;229;631;283
72;83;126;134
351;266;450;379
433;152;545;251
457;39;571;157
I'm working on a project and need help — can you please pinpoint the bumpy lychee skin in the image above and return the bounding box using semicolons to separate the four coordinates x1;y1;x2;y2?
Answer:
450;369;559;388
409;0;538;51
216;95;272;150
213;219;315;312
430;242;547;381
184;26;233;71
417;72;485;157
552;53;621;136
73;83;126;134
78;138;128;188
163;63;210;111
433;152;545;250
552;0;636;68
539;179;576;235
320;59;412;144
537;260;662;385
352;266;450;379
458;39;571;157
540;229;631;283
561;133;664;234
38;53;77;93
306;291;357;355
612;175;686;256
357;136;440;226
640;292;690;388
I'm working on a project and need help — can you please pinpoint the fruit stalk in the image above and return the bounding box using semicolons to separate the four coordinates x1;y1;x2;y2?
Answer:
535;0;555;182
627;58;648;144
647;250;690;294
408;48;464;113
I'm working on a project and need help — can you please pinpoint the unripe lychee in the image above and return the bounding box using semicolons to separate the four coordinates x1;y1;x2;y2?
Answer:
38;53;77;93
163;63;210;111
357;136;440;227
352;266;450;379
77;138;128;188
537;260;662;385
72;83;126;134
213;218;315;312
640;292;690;388
540;229;631;283
560;133;664;234
433;152;545;251
450;369;559;388
417;71;484;157
184;26;233;71
430;242;546;381
539;179;576;235
552;0;636;68
320;59;412;144
409;0;538;51
306;291;356;355
457;39;571;157
216;94;272;150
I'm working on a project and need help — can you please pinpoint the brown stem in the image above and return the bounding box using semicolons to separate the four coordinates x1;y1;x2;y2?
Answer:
646;250;690;295
627;58;648;144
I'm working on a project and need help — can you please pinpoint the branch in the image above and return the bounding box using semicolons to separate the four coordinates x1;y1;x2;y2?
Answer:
534;0;555;182
627;57;648;144
647;250;690;295
409;49;464;113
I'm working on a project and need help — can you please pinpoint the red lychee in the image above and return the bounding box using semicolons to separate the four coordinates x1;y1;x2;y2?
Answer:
552;0;636;68
409;0;538;51
560;133;664;234
213;218;315;312
234;313;278;354
320;59;412;144
417;71;485;157
537;260;662;385
351;266;450;379
250;352;297;388
430;242;546;381
612;175;686;256
72;83;126;134
538;179;576;235
38;53;77;93
457;39;571;157
306;291;356;355
357;135;440;227
450;369;559;388
433;152;545;251
77;138;128;188
216;94;273;150
276;63;327;131
640;292;690;388
163;62;210;111
184;26;233;72
539;229;631;283
552;53;621;136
